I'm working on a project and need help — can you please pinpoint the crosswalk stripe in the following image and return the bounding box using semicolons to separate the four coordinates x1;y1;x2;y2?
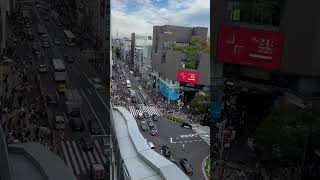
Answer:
93;147;102;164
128;105;161;117
88;151;96;164
61;141;72;169
80;148;91;170
66;141;81;175
94;140;107;163
72;141;87;174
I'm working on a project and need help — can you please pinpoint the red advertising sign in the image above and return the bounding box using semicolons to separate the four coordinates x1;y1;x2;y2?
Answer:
217;25;284;70
177;70;199;84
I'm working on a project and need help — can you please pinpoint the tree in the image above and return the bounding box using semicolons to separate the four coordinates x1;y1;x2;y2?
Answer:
171;35;208;70
190;94;210;114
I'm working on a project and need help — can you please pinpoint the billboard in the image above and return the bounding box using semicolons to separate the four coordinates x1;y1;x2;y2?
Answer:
159;80;180;101
177;69;199;84
217;25;284;70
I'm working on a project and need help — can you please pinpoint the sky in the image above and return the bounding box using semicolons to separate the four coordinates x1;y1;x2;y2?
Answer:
111;0;210;38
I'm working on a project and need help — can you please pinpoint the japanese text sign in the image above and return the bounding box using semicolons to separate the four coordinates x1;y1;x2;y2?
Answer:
217;25;284;70
177;70;199;84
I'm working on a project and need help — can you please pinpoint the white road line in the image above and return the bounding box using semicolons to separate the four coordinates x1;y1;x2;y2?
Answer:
60;141;72;169
80;111;89;131
72;141;87;174
81;89;106;135
80;149;91;169
63;112;68;123
93;147;102;164
87;151;95;164
94;140;107;163
87;88;92;95
66;141;80;175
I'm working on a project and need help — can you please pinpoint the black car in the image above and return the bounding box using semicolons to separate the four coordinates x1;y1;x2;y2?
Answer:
70;117;83;131
180;159;193;175
80;136;94;151
44;16;50;21
152;114;158;121
65;55;75;63
89;120;101;135
161;146;171;157
143;112;149;118
181;122;192;129
46;94;57;105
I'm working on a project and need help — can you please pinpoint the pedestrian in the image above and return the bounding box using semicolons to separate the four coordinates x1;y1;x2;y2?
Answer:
182;143;185;151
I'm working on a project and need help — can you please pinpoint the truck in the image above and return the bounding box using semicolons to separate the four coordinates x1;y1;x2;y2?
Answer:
65;89;82;115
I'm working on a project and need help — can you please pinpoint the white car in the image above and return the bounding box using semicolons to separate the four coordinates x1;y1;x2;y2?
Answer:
138;85;142;90
92;78;104;89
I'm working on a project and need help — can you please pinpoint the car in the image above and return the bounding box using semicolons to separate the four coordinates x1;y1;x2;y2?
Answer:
25;23;31;28
33;49;41;56
143;112;149;118
55;115;65;130
65;55;74;63
92;78;104;90
148;121;155;127
70;117;83;131
42;41;50;48
149;125;157;136
180;159;193;175
140;121;148;131
56;21;62;27
46;94;57;105
181;122;192;129
138;85;142;89
38;64;48;73
32;43;39;50
57;84;66;93
138;113;144;119
89;120;101;135
161;146;171;157
152;114;158;121
80;136;94;151
54;38;61;45
41;34;49;41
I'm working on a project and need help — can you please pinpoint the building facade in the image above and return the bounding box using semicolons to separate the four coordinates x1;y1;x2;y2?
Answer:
151;25;210;103
130;33;152;74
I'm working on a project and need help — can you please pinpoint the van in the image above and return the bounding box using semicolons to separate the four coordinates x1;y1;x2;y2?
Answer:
55;116;65;130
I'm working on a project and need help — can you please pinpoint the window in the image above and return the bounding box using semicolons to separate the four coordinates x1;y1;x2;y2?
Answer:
225;0;285;26
161;52;166;64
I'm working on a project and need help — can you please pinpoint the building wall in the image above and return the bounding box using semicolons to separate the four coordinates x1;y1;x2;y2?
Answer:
0;127;13;180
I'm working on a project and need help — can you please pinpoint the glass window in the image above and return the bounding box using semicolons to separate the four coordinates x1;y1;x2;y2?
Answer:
225;0;285;26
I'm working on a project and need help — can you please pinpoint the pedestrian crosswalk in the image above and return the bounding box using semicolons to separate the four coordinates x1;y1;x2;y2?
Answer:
128;105;162;117
60;139;107;176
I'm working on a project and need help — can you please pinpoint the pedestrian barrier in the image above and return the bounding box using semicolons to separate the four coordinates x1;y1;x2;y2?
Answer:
163;114;183;123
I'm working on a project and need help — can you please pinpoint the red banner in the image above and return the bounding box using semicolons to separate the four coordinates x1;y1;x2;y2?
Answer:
217;25;284;70
177;70;199;84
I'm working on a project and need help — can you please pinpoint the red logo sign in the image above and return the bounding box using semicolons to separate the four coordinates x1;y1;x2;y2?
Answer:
217;25;284;70
177;70;199;84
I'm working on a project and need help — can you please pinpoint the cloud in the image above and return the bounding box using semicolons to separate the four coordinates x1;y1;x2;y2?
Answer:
111;0;210;38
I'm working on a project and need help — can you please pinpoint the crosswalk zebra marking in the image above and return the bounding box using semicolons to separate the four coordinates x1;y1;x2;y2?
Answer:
72;141;87;174
80;149;91;170
88;151;95;164
94;140;107;163
128;105;161;117
61;141;72;169
93;147;102;164
66;141;81;175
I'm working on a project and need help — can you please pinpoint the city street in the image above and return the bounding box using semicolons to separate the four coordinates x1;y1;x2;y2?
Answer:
111;54;210;180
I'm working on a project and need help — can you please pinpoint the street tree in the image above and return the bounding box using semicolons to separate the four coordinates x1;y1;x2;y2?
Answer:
190;94;210;114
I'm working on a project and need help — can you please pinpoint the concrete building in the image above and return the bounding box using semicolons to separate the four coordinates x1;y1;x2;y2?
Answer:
151;25;210;103
0;126;77;180
110;107;190;180
130;33;152;74
142;45;152;82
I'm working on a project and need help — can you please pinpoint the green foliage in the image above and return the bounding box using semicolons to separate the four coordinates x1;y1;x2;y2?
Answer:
255;102;320;166
190;94;210;113
163;114;183;123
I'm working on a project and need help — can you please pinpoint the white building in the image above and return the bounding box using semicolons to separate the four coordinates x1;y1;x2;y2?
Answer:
142;45;152;81
133;36;152;75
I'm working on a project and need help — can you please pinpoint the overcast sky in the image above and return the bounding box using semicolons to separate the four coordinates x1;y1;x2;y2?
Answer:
111;0;210;38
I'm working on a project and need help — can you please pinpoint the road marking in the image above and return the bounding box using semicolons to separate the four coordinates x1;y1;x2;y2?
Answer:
60;141;72;169
71;140;87;174
80;149;91;170
66;141;80;175
56;91;60;101
80;89;106;135
63;112;68;123
93;147;102;164
94;140;107;163
87;151;95;164
87;88;92;95
80;111;89;131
